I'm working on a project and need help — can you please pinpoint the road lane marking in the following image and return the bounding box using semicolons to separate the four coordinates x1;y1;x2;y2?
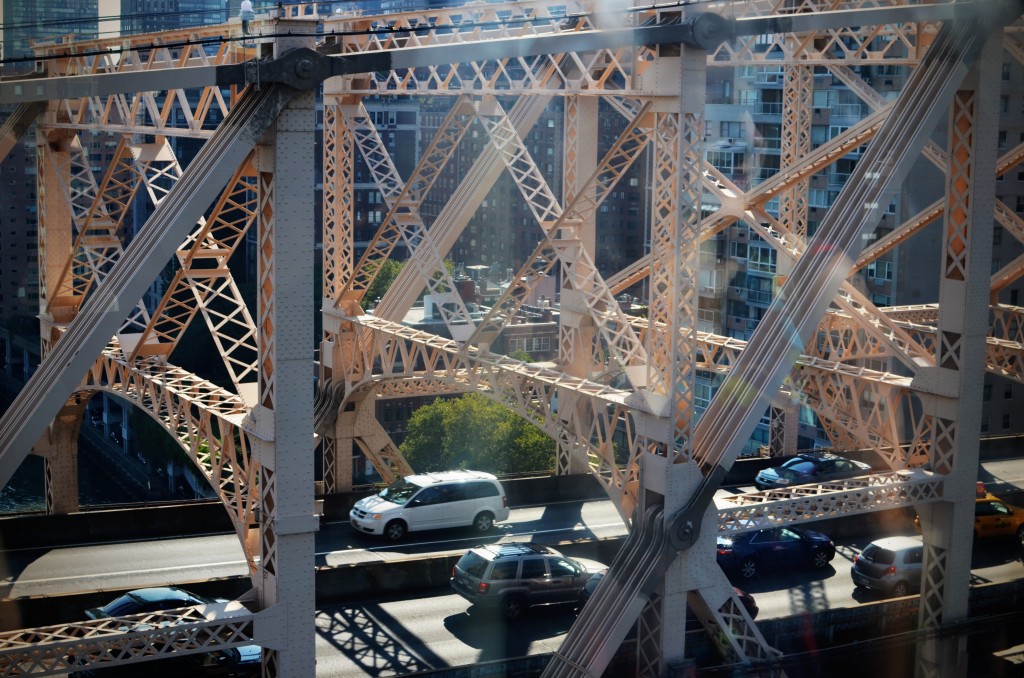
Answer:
3;522;627;588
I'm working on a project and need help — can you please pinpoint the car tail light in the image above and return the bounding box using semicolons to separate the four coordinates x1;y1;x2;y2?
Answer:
717;546;733;556
502;496;508;508
452;567;456;577
853;554;859;564
885;565;896;576
478;582;490;594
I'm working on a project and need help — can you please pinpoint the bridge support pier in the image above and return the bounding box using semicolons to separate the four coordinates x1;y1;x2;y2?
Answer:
249;20;320;677
36;403;82;515
914;30;1002;678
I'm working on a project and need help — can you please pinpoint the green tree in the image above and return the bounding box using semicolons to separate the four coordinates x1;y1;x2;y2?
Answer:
362;260;404;310
401;394;555;474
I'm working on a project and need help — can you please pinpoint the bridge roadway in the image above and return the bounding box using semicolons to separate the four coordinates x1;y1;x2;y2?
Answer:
2;456;1023;674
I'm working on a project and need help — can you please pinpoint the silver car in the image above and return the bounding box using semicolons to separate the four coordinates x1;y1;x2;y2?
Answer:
451;543;605;619
850;535;923;597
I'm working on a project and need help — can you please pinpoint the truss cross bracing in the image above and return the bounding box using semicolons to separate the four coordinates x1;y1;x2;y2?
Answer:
0;0;1022;676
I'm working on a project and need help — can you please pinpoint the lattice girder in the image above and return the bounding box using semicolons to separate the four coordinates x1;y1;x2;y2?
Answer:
745;207;934;372
37;29;241;138
341;96;476;304
129;154;260;390
464;101;653;361
337;315;633;514
46;138;142;316
0;603;257;678
789;362;920;469
322;104;355;300
82;347;260;573
715;469;944;532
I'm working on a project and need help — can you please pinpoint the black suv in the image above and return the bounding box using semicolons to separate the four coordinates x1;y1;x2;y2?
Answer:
451;543;605;619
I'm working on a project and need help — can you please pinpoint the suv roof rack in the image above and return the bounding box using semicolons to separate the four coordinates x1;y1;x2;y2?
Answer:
478;542;553;559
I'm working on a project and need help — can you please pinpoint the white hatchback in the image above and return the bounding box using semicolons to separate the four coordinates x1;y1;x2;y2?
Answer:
349;470;510;540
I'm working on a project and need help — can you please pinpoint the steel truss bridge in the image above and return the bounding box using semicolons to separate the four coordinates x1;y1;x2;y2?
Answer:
0;0;1022;675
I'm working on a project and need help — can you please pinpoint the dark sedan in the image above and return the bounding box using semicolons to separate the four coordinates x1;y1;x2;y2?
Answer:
84;586;219;620
754;452;871;491
717;526;836;579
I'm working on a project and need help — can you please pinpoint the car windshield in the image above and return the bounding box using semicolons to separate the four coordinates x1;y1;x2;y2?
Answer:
777;459;815;479
378;479;421;505
99;593;144;616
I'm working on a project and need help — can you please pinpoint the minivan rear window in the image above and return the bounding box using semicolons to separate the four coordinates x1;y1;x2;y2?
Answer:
457;552;489;578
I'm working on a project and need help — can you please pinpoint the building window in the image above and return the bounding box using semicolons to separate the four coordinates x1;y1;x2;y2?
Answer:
507;336;551;353
1005;382;1013;399
984;384;992;401
981;417;989;433
720;121;744;139
1003;413;1011;430
867;260;893;281
748;245;776;273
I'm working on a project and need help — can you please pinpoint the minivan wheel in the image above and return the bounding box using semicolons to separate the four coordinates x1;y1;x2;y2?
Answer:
811;550;830;568
503;595;526;620
739;558;757;579
384;520;407;541
891;581;909;598
472;511;495;533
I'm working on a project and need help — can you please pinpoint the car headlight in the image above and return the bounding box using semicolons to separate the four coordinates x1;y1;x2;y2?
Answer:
372;513;383;520
776;478;789;485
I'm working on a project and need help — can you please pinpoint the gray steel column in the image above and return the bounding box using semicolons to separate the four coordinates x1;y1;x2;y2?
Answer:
251;21;320;676
915;32;1002;678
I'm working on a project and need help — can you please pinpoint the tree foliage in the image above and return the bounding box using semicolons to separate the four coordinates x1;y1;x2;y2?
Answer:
362;260;404;311
401;394;555;474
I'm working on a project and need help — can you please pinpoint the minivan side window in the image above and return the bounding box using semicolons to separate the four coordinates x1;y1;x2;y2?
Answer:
412;487;444;506
441;485;468;503
465;481;499;499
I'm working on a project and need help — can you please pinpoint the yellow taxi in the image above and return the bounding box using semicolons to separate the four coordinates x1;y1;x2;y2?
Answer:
973;484;1024;541
915;483;1024;543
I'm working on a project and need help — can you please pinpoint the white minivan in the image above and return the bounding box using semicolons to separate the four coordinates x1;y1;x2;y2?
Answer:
349;470;510;540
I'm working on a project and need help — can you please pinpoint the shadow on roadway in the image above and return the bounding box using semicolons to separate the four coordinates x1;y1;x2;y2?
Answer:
444;603;577;662
329;501;598;564
315;593;448;676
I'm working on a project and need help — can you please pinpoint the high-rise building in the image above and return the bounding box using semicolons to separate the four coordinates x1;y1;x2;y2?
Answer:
1;0;98;73
120;0;227;36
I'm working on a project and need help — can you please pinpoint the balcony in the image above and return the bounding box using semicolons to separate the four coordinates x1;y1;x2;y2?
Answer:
699;283;724;298
827;172;851;190
699;251;725;267
747;289;773;305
